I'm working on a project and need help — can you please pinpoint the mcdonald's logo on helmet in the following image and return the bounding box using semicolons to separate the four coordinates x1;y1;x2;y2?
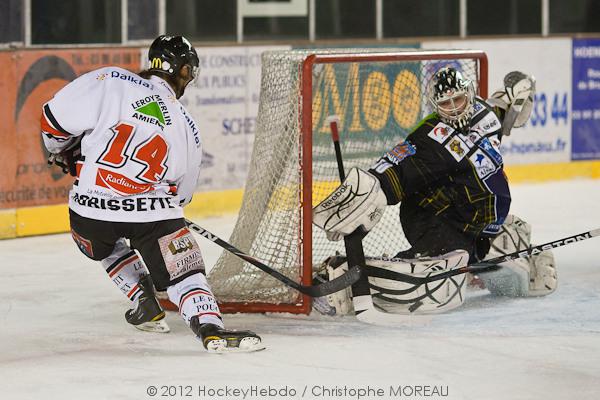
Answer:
150;58;162;69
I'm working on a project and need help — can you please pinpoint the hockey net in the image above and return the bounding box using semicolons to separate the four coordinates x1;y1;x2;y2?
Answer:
207;49;488;314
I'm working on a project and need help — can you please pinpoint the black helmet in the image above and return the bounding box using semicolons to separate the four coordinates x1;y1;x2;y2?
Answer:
428;67;475;129
148;35;199;77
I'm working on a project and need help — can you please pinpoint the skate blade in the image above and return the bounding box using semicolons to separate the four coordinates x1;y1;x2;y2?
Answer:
133;319;171;333
206;337;266;354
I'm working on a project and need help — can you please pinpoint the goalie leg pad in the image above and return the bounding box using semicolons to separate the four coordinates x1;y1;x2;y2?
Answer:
480;214;557;297
315;250;470;315
366;250;469;314
528;250;558;296
313;256;353;316
327;260;353;315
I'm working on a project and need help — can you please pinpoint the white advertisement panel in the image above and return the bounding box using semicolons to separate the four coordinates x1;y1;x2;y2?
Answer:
423;38;572;165
179;45;290;191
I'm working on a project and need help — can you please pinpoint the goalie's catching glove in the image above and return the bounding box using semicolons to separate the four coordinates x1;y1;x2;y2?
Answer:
312;167;387;241
488;71;536;136
47;136;83;177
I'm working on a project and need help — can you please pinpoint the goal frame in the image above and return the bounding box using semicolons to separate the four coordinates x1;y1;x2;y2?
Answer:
211;50;488;315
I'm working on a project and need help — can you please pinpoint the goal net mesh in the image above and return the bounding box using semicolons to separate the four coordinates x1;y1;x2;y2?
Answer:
207;49;484;311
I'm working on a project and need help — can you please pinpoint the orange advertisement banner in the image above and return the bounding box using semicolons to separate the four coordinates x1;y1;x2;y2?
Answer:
0;48;141;210
0;52;18;210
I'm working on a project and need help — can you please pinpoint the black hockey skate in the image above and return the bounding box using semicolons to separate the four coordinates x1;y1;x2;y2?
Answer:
125;274;170;333
190;316;265;353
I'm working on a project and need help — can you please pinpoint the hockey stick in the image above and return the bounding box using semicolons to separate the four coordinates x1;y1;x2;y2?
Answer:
366;228;600;285
184;219;361;297
328;117;370;299
328;116;426;325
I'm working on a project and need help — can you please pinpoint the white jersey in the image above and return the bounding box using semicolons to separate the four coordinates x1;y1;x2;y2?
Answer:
41;67;202;223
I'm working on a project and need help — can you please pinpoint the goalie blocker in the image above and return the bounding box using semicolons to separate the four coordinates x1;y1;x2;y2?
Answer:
313;167;387;241
314;215;558;316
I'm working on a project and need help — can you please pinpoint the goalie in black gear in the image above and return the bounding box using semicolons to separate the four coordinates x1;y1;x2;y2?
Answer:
313;67;556;315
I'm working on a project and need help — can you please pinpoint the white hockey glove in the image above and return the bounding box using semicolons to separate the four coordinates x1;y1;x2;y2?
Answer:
479;214;557;297
487;71;536;136
312;167;387;241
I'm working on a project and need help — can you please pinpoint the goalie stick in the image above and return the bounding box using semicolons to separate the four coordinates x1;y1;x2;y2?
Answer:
184;219;361;297
328;116;427;326
366;228;600;285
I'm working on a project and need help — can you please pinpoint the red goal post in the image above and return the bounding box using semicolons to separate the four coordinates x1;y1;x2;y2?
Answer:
190;49;488;315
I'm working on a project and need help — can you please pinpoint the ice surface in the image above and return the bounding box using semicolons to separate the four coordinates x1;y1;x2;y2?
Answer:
1;179;599;400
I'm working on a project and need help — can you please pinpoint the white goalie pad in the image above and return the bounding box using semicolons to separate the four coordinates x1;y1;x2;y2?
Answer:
479;214;558;297
366;250;469;314
315;250;469;316
528;250;558;297
312;167;387;241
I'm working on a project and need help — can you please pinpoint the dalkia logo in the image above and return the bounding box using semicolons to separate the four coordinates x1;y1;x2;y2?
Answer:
168;229;194;255
95;168;155;196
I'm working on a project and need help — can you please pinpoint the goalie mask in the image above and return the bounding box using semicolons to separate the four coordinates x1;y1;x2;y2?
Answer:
429;67;475;129
148;35;200;86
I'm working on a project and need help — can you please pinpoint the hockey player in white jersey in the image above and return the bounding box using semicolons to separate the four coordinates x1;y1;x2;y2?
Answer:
42;35;263;353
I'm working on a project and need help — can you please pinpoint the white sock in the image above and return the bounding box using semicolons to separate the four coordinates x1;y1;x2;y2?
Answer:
167;273;224;328
101;238;147;302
